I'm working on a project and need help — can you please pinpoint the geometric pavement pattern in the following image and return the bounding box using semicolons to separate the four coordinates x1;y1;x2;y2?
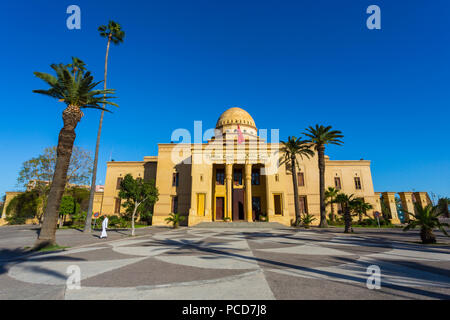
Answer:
1;228;450;299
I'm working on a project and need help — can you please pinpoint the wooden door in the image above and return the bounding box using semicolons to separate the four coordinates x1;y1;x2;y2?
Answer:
215;197;224;220
233;189;245;221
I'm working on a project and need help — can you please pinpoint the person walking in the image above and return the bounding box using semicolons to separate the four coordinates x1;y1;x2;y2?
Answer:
100;215;109;239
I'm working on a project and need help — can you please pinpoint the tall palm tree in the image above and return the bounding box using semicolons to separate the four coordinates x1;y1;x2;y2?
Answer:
67;57;86;76
334;193;354;233
279;136;314;225
403;203;449;244
304;125;343;228
85;21;125;233
325;186;338;221
33;62;117;248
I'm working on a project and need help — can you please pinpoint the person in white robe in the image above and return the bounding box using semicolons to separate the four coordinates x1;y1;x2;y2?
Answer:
100;216;109;239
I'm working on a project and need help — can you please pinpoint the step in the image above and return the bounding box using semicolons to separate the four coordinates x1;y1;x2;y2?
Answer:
193;222;289;229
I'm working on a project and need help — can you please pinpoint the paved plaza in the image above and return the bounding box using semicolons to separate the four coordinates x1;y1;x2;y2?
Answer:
0;225;449;300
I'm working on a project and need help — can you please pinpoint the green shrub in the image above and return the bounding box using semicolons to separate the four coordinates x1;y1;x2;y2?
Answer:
165;213;185;228
301;213;316;228
107;215;120;227
70;211;87;228
5;191;40;225
139;211;153;225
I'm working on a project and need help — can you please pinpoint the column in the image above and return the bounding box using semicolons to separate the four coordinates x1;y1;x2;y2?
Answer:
245;163;253;222
399;192;415;222
413;192;431;208
381;192;400;224
226;163;233;220
265;165;273;218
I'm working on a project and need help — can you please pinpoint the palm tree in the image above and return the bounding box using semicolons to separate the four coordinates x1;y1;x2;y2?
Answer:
334;193;354;233
403;203;449;244
304;125;343;228
351;198;373;223
33;62;117;248
85;21;125;233
279;136;314;225
325;186;339;221
67;57;86;76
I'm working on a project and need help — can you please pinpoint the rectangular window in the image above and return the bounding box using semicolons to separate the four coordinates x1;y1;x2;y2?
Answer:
172;172;179;187
216;169;225;185
274;194;283;215
233;169;242;185
354;177;362;190
116;177;123;190
334;177;341;190
171;196;178;213
197;193;205;216
114;197;121;214
297;172;305;187
251;169;260;185
299;196;308;213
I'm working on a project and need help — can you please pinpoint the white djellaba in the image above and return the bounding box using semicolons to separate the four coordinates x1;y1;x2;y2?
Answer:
100;216;109;238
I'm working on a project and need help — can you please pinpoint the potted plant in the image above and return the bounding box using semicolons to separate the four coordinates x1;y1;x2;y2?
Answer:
259;214;268;222
224;217;231;222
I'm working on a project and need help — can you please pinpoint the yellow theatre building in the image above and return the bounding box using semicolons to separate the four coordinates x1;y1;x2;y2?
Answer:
95;107;431;227
1;107;432;226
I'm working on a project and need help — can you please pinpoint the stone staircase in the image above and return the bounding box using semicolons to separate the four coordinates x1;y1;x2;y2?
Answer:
193;221;289;229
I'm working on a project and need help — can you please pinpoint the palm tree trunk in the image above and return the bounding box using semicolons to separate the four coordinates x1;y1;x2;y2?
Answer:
84;34;112;233
420;227;436;244
291;157;301;225
34;105;82;248
318;145;328;227
344;206;352;233
330;199;335;221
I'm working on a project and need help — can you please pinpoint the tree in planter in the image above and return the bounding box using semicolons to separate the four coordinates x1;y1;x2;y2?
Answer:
32;61;117;248
334;193;355;233
403;203;449;244
85;21;125;233
279;136;314;225
118;174;159;236
58;195;74;228
304;125;343;228
325;187;339;222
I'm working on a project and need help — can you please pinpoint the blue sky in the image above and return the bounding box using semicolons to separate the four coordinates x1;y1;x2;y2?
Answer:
0;0;449;199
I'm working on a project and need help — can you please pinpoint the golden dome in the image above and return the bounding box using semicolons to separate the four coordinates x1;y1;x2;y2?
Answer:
215;107;256;129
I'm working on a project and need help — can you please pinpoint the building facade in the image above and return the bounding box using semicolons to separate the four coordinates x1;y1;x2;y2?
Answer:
1;107;432;226
95;107;426;226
